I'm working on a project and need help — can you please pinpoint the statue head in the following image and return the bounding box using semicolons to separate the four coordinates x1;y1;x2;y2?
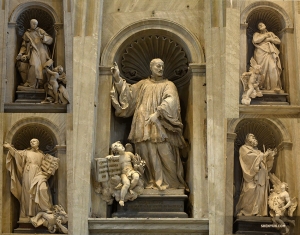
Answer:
54;65;64;74
245;133;258;147
257;22;267;32
280;182;289;192
111;141;125;155
150;58;164;79
30;138;40;149
30;19;38;30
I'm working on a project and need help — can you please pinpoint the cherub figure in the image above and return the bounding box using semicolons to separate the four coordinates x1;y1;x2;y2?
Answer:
108;141;145;206
241;57;264;105
43;63;70;104
268;173;298;235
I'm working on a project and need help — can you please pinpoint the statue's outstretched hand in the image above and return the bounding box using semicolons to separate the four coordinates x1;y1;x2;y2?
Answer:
111;62;121;83
3;142;11;149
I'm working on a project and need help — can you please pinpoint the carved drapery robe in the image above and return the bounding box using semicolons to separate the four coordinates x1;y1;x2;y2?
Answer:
252;32;282;91
19;27;53;87
111;78;187;190
236;144;274;216
6;148;52;220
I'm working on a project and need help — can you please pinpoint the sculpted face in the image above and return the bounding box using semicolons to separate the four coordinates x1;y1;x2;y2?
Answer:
246;134;258;147
112;141;125;154
258;22;266;31
280;183;287;192
30;138;39;148
30;19;38;30
150;59;164;79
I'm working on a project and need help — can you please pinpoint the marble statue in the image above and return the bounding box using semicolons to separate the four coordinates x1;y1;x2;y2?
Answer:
241;57;263;105
16;19;53;89
110;59;188;191
236;133;277;216
252;22;282;92
43;62;70;104
94;141;145;206
268;173;297;235
3;139;67;232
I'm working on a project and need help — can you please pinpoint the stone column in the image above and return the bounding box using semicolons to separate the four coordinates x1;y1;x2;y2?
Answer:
72;0;103;234
205;0;240;234
56;145;67;209
186;64;208;218
225;132;237;234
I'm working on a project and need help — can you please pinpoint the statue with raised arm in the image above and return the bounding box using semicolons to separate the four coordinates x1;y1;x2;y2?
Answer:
236;133;277;216
252;22;282;92
3;139;67;233
16;19;53;89
110;59;188;191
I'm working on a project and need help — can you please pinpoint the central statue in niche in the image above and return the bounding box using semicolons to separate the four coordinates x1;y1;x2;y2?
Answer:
111;59;188;191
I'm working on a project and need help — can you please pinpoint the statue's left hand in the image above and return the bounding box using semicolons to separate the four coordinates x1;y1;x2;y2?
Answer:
145;112;159;125
3;142;11;149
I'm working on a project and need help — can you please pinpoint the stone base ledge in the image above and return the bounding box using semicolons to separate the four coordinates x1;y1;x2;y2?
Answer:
239;105;300;117
88;218;209;235
4;103;68;113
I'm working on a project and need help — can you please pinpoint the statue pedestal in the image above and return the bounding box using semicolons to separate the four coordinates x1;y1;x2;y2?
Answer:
15;87;46;103
250;92;289;105
233;216;293;234
14;222;49;234
112;189;188;218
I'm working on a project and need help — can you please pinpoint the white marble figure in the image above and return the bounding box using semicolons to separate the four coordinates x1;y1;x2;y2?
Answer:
31;205;68;234
16;19;53;89
96;141;146;206
252;22;282;92
236;133;277;216
43;63;70;104
241;57;263;105
110;59;188;191
3;139;67;232
268;173;297;235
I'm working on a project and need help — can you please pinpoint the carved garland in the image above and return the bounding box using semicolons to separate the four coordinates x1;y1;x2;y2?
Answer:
120;35;190;87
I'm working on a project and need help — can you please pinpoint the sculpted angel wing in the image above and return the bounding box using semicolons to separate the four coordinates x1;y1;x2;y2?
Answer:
269;173;282;193
241;72;251;91
250;57;258;68
288;197;298;217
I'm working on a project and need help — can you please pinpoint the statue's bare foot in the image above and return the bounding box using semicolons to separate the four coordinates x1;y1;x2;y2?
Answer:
119;200;124;206
157;185;167;191
129;189;134;194
145;183;154;189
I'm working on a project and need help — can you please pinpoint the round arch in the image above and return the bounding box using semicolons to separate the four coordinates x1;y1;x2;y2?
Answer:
9;1;61;24
100;18;204;67
240;2;292;29
5;116;64;148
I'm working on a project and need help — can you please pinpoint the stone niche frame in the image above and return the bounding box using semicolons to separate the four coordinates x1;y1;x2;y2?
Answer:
227;118;295;234
240;2;296;105
4;1;69;113
93;18;208;234
1;116;67;233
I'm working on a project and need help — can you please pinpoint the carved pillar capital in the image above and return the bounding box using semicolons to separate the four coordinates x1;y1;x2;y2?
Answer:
277;141;293;151
227;132;237;141
189;63;206;75
54;23;64;35
99;66;112;75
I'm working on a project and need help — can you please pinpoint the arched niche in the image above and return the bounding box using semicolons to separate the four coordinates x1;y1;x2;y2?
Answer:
3;117;65;230
240;2;293;103
228;118;292;215
6;2;64;104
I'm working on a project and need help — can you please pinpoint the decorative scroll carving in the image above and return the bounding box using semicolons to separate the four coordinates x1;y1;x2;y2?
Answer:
120;35;189;87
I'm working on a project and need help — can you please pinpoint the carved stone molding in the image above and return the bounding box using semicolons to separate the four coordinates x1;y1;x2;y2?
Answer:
120;35;190;87
5;117;63;147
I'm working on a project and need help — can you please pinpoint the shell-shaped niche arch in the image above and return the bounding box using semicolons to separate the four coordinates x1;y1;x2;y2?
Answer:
115;30;191;88
246;8;285;38
16;8;55;38
11;123;58;155
234;118;282;152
